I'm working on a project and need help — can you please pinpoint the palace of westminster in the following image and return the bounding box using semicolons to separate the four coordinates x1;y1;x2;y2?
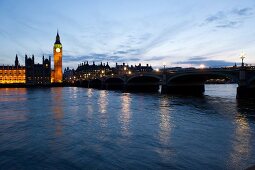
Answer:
0;32;63;85
0;32;152;85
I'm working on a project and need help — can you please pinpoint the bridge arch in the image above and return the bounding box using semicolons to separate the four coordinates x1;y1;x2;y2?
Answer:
89;78;102;89
167;72;238;85
105;77;125;83
79;80;89;87
166;72;239;94
104;77;125;90
126;75;161;92
127;74;161;83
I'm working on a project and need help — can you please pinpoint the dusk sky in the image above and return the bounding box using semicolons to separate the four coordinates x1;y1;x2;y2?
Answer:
0;0;255;69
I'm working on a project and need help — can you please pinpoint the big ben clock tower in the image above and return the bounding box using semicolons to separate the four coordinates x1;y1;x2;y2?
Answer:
53;31;62;83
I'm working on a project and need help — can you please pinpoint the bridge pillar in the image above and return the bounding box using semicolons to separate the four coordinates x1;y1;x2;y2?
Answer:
237;86;255;99
101;80;106;90
122;76;128;92
160;74;168;94
236;67;255;99
88;80;91;88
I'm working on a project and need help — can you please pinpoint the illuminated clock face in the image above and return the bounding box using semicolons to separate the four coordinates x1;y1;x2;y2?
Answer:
56;48;61;53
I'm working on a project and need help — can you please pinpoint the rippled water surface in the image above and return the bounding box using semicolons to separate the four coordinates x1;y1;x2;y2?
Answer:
0;84;255;169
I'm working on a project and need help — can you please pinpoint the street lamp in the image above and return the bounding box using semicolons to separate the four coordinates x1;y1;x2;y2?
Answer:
240;52;246;67
163;62;166;72
199;64;205;69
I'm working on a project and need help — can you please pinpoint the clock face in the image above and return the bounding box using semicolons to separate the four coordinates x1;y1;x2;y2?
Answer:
56;48;61;53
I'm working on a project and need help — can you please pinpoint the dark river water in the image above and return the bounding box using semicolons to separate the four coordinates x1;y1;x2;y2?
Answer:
0;84;255;170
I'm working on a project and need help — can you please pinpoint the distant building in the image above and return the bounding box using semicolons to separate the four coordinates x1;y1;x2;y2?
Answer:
25;55;51;85
130;63;153;73
63;67;75;83
113;63;153;75
64;61;153;82
0;55;26;84
75;61;111;79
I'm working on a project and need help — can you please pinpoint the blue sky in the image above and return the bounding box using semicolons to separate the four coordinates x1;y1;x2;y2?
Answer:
0;0;255;69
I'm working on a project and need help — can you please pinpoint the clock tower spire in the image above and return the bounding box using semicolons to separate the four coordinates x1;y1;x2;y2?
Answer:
53;30;63;83
55;30;61;44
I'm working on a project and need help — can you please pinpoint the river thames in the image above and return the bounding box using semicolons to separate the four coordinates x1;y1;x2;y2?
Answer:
0;84;255;169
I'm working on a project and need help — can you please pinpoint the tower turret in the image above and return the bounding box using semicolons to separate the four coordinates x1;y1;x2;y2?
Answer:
15;54;19;67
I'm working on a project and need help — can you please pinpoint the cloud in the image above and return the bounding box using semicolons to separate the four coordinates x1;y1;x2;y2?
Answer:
113;33;154;56
63;53;141;65
144;56;167;61
205;11;225;23
188;56;208;61
113;49;141;55
216;21;239;28
232;7;253;16
203;7;253;29
114;50;128;54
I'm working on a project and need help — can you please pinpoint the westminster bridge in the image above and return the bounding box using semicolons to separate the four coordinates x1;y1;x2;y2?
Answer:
71;66;255;99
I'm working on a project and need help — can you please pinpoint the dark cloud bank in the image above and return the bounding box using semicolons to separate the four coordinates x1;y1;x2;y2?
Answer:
176;56;237;67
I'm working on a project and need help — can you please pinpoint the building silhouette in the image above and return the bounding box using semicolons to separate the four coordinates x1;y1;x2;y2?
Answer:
25;55;51;85
63;61;153;82
113;63;153;75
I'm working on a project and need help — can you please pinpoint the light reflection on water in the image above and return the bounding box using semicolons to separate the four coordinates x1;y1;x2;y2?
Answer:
0;84;255;169
119;93;132;137
98;90;108;128
228;115;252;169
51;88;64;136
157;96;173;161
0;88;27;122
86;88;94;121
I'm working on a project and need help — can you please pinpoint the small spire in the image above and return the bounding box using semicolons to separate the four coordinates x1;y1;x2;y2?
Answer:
15;54;19;67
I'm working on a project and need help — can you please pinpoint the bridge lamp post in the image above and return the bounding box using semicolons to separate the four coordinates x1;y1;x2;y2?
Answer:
240;52;246;67
163;62;166;72
199;64;205;69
